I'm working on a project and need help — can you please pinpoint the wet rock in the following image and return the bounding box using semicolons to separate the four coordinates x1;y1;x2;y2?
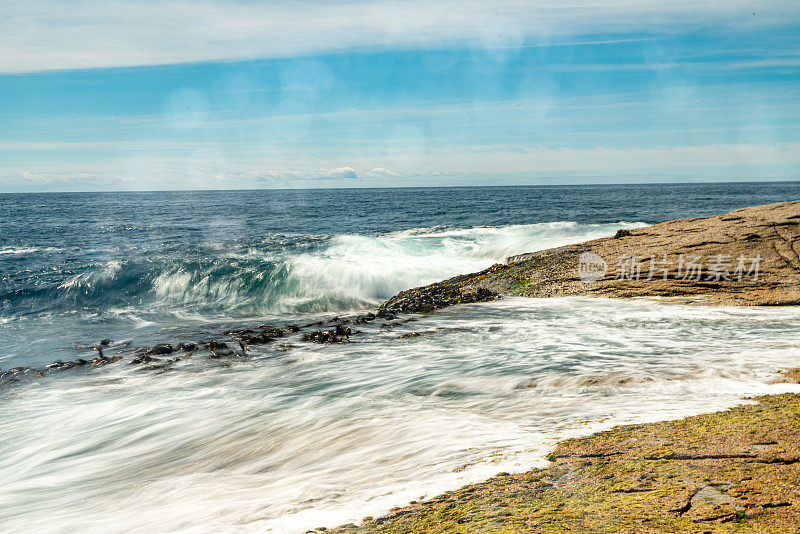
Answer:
380;284;497;314
376;309;397;319
46;360;79;371
239;332;275;345
145;343;174;356
204;341;229;351
1;366;33;379
399;331;424;338
130;354;159;365
303;329;347;343
352;312;376;324
176;342;197;352
224;327;256;336
45;358;92;371
335;325;351;339
99;339;112;347
91;355;121;366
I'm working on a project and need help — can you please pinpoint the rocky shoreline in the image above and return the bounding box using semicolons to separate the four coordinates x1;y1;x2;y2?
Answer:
328;389;800;533
322;200;800;533
381;200;800;311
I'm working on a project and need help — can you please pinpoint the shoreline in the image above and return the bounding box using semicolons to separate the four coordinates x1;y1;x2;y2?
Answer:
380;200;800;313
326;200;800;532
328;387;800;533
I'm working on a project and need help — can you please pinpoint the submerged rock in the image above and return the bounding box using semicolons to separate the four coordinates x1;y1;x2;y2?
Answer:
130;354;159;365
204;341;229;351
145;343;174;356
90;355;121;366
239;332;275;345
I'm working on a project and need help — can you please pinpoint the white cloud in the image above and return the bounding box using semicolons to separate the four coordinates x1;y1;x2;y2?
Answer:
1;0;798;73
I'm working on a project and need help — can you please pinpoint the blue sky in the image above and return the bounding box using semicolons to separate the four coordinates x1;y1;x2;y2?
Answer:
1;1;799;191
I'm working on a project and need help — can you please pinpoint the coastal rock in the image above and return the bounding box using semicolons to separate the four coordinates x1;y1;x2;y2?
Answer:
379;200;800;309
130;354;159;365
204;341;229;351
91;355;121;366
303;326;351;343
239;332;275;345
0;366;34;381
380;283;497;314
145;343;174;356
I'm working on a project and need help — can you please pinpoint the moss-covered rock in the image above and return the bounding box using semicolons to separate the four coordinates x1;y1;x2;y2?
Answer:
331;393;800;533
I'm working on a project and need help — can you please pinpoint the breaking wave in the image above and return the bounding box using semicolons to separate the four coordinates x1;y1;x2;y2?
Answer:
1;221;645;319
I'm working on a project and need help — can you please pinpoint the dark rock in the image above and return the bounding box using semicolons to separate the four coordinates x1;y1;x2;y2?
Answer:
240;332;275;345
204;341;229;351
335;325;351;339
91;355;121;366
1;366;32;379
45;359;89;371
614;229;633;239
130;354;159;365
352;312;377;324
376;309;397;319
176;342;197;352
303;329;347;343
145;343;174;356
224;328;256;335
380;284;497;314
99;339;112;347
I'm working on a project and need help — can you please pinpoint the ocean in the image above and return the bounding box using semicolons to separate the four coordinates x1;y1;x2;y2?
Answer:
2;182;800;532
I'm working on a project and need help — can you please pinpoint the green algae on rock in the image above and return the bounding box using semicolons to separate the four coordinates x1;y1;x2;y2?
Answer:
331;393;800;533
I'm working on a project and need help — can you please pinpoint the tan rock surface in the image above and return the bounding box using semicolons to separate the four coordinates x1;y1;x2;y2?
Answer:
381;200;800;312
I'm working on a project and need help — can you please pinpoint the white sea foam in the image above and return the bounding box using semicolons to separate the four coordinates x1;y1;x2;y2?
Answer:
1;297;799;533
123;221;647;316
0;246;60;255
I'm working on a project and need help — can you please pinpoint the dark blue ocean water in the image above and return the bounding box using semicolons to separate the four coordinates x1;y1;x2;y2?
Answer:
1;182;798;369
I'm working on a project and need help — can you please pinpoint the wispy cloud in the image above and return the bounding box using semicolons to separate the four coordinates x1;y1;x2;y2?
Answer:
2;0;799;73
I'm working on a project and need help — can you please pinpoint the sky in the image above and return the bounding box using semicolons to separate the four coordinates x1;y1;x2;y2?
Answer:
1;1;799;192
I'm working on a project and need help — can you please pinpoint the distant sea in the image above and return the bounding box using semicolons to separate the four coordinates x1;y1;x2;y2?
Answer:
2;182;800;533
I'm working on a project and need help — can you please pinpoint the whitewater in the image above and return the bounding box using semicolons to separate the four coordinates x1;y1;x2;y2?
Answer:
2;184;800;533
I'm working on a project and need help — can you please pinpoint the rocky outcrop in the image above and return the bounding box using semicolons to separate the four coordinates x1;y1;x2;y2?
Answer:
380;277;499;313
381;200;800;308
